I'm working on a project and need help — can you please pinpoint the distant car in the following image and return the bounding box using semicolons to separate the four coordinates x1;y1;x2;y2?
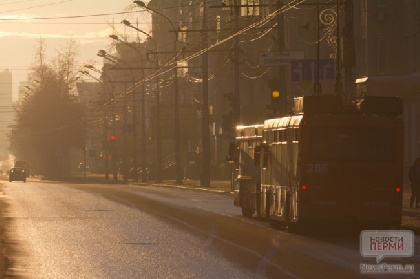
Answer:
78;162;89;172
9;167;26;182
14;161;30;176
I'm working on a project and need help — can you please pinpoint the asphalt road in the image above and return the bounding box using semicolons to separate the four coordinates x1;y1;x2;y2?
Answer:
0;179;419;278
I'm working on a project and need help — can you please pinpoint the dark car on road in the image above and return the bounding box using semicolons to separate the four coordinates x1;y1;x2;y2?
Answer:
15;160;30;176
9;167;27;182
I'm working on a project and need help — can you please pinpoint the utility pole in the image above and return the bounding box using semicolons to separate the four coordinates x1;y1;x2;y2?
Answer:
156;73;162;183
314;0;322;95
131;85;138;182
133;1;181;183
123;72;128;183
343;0;355;103
201;0;210;187
335;0;342;97
233;0;241;124
79;68;110;180
112;101;117;181
100;64;118;182
139;68;145;183
83;117;87;180
299;1;344;97
174;39;182;184
104;98;109;181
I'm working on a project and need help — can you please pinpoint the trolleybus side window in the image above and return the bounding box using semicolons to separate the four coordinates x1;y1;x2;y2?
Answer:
265;130;272;144
287;127;299;143
309;128;395;162
279;129;286;142
263;145;270;167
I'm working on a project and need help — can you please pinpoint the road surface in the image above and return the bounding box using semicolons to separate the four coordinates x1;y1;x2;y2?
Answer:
0;180;419;278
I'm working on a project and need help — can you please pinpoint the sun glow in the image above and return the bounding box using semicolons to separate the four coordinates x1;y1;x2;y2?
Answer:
0;14;33;21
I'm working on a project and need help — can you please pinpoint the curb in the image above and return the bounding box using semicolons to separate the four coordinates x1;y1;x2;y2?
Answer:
130;181;234;195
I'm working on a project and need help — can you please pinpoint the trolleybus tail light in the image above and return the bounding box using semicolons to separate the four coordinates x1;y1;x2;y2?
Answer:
301;185;307;191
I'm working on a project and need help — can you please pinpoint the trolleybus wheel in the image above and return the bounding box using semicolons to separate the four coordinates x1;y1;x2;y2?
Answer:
269;219;282;229
266;188;272;220
286;222;301;233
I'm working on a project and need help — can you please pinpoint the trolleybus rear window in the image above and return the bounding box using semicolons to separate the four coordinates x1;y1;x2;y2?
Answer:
308;128;394;162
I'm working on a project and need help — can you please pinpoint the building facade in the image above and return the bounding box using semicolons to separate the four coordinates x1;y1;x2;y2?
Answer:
353;0;420;166
100;0;417;180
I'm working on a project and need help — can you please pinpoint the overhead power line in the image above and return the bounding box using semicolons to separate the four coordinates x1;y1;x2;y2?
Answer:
0;0;37;6
0;22;139;25
0;0;74;14
0;11;143;21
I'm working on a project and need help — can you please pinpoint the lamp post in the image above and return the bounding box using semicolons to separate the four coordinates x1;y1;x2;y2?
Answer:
121;20;160;183
98;49;136;183
107;35;149;183
79;68;111;181
314;0;321;96
335;0;342;97
134;0;182;184
201;0;210;187
83;64;118;181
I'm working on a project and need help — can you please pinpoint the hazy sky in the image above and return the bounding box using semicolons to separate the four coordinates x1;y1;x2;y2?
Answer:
0;0;151;96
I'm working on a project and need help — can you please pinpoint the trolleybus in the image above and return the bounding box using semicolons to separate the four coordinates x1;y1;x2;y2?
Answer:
231;94;403;230
230;124;263;217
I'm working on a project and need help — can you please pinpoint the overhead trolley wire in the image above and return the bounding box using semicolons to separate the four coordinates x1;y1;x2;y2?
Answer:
0;0;74;14
13;0;307;138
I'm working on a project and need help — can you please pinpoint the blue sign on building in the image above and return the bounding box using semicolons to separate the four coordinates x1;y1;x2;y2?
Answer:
291;59;335;81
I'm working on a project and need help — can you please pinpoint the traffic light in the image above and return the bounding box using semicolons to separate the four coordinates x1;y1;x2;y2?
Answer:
109;134;116;154
267;77;282;113
271;89;281;108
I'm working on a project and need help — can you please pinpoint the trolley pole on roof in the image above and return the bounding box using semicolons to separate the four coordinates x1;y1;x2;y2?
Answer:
277;0;287;115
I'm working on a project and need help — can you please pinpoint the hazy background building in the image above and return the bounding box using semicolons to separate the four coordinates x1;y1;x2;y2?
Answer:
0;69;13;162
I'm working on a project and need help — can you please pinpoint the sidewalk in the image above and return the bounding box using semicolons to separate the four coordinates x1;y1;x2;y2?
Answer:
402;188;420;234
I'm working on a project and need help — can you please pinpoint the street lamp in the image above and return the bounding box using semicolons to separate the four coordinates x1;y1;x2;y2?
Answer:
79;68;111;181
122;20;152;39
107;36;149;183
82;64;119;181
98;49;135;183
133;0;146;8
134;0;182;184
121;20;160;183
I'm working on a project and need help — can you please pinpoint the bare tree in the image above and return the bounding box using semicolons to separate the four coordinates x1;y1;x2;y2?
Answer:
9;38;84;178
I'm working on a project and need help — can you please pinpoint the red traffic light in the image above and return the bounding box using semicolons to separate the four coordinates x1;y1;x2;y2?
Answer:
109;134;116;141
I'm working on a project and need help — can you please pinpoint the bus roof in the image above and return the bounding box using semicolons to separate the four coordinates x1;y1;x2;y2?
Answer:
235;124;263;139
264;115;303;129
